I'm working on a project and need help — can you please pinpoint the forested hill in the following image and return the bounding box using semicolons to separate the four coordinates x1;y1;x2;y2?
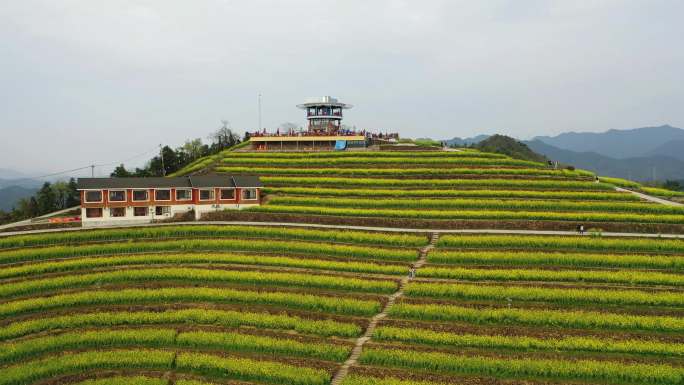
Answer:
474;135;548;163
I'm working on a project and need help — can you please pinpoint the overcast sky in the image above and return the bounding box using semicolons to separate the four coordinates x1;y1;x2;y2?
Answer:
1;0;683;175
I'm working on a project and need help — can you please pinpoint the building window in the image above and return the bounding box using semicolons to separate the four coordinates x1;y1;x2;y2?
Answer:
85;208;103;218
155;189;171;201
109;190;126;202
110;207;126;217
242;188;257;200
176;189;192;201
220;189;235;200
133;207;148;217
155;206;171;216
132;190;148;201
84;191;102;203
199;189;215;201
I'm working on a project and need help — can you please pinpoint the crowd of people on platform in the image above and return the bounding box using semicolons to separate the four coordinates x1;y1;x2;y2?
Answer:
249;127;399;139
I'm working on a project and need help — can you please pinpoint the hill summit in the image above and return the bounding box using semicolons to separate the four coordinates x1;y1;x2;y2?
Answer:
474;134;548;163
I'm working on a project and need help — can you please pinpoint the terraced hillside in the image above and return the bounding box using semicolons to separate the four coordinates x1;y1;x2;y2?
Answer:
3;147;684;384
200;149;684;233
0;225;422;384
1;225;683;385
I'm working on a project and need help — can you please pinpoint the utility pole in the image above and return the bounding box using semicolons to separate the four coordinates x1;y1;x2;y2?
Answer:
258;93;262;132
90;165;95;177
159;144;166;176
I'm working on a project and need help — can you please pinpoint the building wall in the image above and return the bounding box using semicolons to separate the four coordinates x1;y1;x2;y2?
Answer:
80;187;260;227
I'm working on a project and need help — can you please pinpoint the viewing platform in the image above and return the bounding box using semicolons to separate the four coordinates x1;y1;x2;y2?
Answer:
249;96;367;151
249;133;366;151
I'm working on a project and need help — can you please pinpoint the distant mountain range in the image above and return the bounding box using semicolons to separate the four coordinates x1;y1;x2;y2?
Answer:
442;124;684;183
0;169;44;212
444;135;491;147
0;185;38;211
533;125;684;161
525;140;684;182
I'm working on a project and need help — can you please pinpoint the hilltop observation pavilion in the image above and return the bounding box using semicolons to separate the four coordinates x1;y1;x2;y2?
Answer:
249;96;367;151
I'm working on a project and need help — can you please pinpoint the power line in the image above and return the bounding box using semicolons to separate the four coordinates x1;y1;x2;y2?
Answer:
11;145;161;183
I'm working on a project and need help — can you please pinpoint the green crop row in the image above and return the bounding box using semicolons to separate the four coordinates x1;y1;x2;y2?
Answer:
75;376;167;385
0;253;408;281
0;328;351;365
176;351;329;385
221;156;543;167
0;238;417;265
216;166;592;178
437;234;684;254
374;326;684;356
0;350;175;385
0;329;173;366
78;377;230;385
267;196;683;215
0;308;361;342
341;375;439;385
0;349;330;385
418;266;684;286
0;224;427;249
250;204;684;224
600;176;642;188
405;281;684;307
176;329;349;361
359;347;684;385
0;287;380;319
169;141;251;177
264;187;640;201
168;157;216;177
175;380;216;385
261;176;614;190
389;302;684;333
0;267;398;300
222;151;508;159
428;250;684;270
642;187;684;198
